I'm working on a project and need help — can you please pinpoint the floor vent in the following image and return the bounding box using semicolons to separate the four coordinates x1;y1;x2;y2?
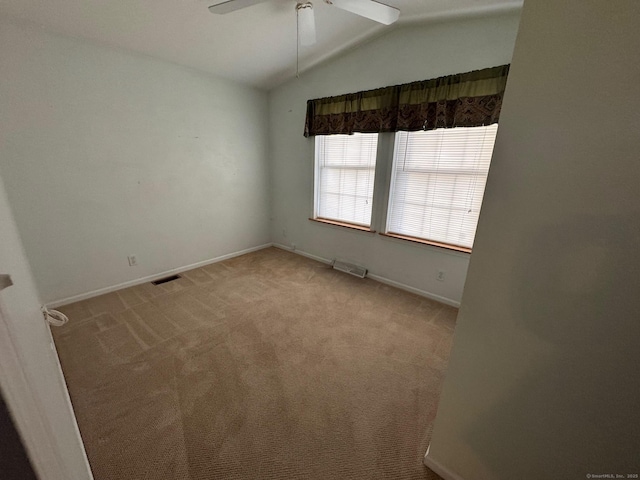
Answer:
152;274;181;286
332;260;367;279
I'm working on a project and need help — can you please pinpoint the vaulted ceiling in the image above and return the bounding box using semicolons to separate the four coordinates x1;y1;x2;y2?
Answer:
0;0;522;89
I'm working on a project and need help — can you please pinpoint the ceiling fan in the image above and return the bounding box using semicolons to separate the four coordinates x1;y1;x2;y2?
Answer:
208;0;400;46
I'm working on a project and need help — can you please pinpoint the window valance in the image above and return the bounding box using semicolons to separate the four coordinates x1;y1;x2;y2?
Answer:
303;64;510;137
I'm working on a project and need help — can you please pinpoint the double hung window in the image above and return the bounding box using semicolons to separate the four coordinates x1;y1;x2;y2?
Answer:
314;133;378;227
386;125;498;250
312;125;498;251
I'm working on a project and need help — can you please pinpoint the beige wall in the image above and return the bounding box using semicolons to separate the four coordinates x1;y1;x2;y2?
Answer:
0;23;270;304
427;0;640;478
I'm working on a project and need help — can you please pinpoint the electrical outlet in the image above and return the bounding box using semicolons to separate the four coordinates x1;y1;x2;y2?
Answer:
282;229;287;238
291;243;297;251
436;270;445;282
128;255;138;267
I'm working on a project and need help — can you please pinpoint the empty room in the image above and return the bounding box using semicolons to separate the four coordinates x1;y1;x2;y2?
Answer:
0;1;638;479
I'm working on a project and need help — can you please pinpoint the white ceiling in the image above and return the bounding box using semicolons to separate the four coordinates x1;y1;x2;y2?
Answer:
0;0;522;90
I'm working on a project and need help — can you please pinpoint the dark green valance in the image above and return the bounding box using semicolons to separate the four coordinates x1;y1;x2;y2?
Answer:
303;64;510;137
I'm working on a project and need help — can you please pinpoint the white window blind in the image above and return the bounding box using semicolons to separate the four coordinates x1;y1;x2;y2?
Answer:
386;125;498;250
315;133;378;226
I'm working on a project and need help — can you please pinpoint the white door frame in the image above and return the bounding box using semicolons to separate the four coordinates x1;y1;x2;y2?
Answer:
0;284;93;480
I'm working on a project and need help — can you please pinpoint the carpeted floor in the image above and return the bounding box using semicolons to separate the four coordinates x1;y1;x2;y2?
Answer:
53;247;454;480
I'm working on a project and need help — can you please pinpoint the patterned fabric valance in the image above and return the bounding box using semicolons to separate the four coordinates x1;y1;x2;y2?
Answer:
303;65;510;137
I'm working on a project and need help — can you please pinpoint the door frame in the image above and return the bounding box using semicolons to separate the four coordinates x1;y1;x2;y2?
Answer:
0;292;90;480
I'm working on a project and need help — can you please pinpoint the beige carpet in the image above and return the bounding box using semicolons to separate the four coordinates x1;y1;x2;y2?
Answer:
53;247;454;480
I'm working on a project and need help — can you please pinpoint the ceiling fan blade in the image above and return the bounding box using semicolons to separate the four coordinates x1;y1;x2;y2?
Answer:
208;0;269;15
297;3;317;46
329;0;400;25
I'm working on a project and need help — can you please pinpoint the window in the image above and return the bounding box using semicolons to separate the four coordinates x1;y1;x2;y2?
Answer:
314;133;378;227
386;125;498;251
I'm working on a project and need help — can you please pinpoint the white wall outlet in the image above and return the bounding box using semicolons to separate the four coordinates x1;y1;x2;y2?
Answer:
437;270;445;282
282;228;287;238
128;255;138;267
291;243;297;251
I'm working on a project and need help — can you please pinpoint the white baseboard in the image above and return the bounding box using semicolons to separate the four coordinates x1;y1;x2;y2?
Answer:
423;446;466;480
272;243;460;307
273;243;332;265
50;242;460;309
48;243;273;308
366;273;460;307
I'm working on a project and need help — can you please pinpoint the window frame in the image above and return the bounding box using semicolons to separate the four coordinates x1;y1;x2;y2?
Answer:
383;126;498;253
312;133;380;229
310;126;497;255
